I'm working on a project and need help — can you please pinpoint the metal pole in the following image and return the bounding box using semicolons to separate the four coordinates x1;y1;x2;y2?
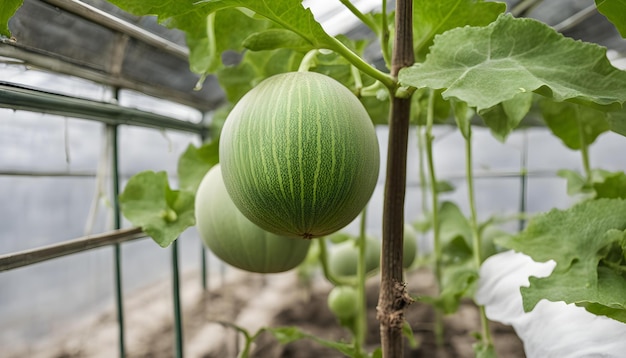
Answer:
0;227;143;271
201;243;208;291
518;130;529;231
172;240;184;358
109;87;126;356
199;130;209;291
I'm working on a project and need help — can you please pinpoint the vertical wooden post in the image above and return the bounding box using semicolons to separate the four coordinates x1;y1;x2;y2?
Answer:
377;0;414;356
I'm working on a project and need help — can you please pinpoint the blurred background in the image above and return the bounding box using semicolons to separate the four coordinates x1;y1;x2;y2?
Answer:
1;0;625;355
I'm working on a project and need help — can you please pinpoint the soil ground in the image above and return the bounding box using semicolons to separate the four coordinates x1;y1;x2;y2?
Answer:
6;268;525;358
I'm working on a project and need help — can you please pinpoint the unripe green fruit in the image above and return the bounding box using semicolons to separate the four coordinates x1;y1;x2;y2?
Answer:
327;285;358;319
194;165;310;273
219;72;380;239
328;235;380;278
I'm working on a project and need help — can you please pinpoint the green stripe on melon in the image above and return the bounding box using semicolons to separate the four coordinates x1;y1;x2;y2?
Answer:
220;72;380;239
195;165;311;273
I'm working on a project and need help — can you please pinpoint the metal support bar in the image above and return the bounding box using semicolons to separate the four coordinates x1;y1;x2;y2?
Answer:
109;121;126;358
0;82;207;135
0;43;216;112
199;131;209;291
0;170;96;177
518;130;529;231
40;0;189;60
201;247;208;290
553;4;598;32
0;227;144;271
171;240;184;358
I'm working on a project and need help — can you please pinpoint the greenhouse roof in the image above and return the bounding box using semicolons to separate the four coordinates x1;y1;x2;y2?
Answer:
1;0;625;114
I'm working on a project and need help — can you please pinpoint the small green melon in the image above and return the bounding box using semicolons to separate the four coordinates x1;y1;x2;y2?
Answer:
195;165;310;273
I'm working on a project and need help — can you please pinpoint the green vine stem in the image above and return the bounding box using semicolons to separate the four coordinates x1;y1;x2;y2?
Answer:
351;65;364;96
417;123;429;216
360;81;386;98
380;0;391;68
318;237;355;287
298;49;320;72
354;207;368;355
194;12;216;90
464;125;494;350
424;90;444;345
339;0;391;69
425;92;441;284
340;0;378;34
328;35;395;90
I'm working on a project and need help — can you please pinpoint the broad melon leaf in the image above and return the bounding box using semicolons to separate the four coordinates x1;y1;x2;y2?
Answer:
119;171;195;247
177;140;220;193
476;250;626;358
521;245;626;323
413;0;506;61
595;0;626;38
0;0;22;37
399;14;626;112
499;198;626;322
196;0;337;50
540;99;610;150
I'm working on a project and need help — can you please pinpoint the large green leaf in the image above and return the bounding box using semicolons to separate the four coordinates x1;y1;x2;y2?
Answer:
0;0;22;37
540;99;610;150
500;199;626;322
177;140;220;193
119;171;195;247
399;14;626;112
596;0;626;38
413;0;505;61
196;0;336;49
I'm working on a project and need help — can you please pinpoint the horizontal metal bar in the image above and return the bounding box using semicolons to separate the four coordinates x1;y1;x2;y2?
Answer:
0;227;145;272
0;82;207;135
0;43;217;112
553;4;597;32
402;169;560;187
0;170;96;177
41;0;189;60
